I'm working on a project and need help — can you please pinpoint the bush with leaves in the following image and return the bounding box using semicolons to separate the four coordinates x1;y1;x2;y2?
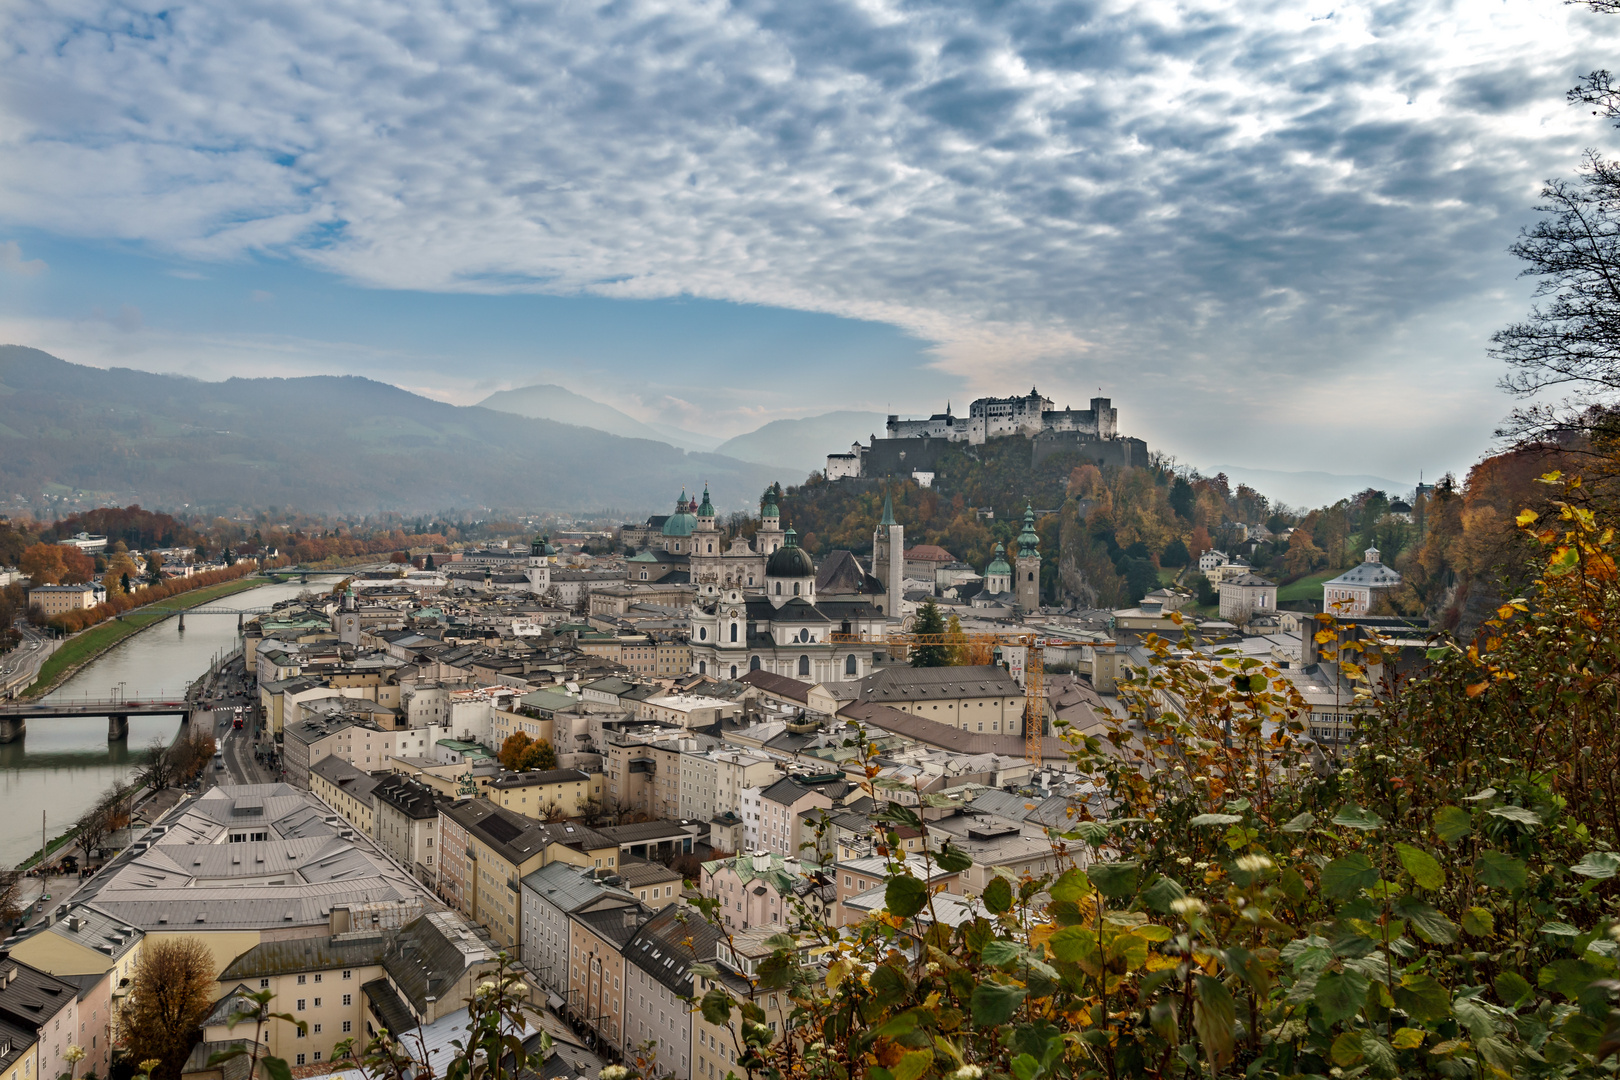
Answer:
688;475;1620;1080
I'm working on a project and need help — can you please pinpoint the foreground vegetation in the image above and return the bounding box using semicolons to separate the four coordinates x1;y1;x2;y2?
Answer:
678;472;1620;1080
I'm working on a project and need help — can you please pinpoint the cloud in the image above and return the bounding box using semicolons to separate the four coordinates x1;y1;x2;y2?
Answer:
0;0;1614;470
0;239;45;276
250;289;273;302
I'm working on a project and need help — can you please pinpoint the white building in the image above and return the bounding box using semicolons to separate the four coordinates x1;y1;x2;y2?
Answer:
1322;548;1403;616
1218;573;1278;624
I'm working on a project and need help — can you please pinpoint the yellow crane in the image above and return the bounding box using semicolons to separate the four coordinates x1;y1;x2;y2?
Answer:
833;629;1047;765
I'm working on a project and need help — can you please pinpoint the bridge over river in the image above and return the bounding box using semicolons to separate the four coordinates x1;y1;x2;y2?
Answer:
0;690;203;742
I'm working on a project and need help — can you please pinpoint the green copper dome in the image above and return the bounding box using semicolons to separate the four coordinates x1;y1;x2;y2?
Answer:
986;542;1011;576
697;485;715;518
761;484;780;519
662;490;698;537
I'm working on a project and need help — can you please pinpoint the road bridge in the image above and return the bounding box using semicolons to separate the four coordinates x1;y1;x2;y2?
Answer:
0;692;200;743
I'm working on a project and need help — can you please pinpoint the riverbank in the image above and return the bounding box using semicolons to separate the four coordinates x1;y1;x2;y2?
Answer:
23;576;272;698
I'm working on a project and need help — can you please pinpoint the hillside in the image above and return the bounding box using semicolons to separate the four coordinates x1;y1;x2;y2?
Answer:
714;410;887;473
0;347;780;515
477;383;718;453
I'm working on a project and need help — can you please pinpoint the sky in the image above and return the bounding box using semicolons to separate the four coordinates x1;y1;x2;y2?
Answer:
2;0;1618;485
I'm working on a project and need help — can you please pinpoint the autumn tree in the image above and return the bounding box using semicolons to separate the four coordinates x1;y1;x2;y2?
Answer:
119;937;216;1080
498;732;534;771
19;543;66;585
1282;527;1323;577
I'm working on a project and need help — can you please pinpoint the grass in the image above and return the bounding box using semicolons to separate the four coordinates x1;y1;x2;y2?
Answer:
1276;569;1337;605
24;576;269;696
1157;566;1183;587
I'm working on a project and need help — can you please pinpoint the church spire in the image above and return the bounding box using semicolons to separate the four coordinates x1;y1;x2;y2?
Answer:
880;493;896;527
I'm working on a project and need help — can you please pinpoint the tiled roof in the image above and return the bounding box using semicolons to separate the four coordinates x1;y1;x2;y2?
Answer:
857;665;1021;702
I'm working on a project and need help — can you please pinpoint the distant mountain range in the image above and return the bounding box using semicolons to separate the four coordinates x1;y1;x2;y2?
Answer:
1206;465;1415;510
715;411;888;475
0;347;782;515
477;384;724;454
482;382;885;475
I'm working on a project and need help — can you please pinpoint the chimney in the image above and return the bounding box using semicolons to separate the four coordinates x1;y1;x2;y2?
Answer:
752;851;771;872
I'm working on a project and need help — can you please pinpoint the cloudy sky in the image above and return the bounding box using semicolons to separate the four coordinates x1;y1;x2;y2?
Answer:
2;0;1617;483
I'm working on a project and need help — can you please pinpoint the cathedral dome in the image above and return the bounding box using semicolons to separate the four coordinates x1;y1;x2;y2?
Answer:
766;527;813;577
662;491;698;537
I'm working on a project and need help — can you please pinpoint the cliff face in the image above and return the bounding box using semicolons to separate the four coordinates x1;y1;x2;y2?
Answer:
0;346;778;515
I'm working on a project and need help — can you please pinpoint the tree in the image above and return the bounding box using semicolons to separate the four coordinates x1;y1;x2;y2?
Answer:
137;736;175;791
19;543;66;585
424;553;436;571
498;732;534;771
1283;526;1323;577
145;551;164;585
0;868;21;926
73;782;132;865
1169;475;1195;519
119;937;217;1080
1160;536;1190;566
519;739;558;772
943;614;971;666
908;600;949;667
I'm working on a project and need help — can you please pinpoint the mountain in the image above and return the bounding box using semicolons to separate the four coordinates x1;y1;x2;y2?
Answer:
478;383;718;454
715;411;889;474
0;346;781;515
1206;465;1415;510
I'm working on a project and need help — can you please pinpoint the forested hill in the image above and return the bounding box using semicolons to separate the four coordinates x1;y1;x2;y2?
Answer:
0;347;779;515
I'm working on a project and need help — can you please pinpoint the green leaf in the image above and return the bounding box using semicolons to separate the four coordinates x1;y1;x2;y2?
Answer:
1086;860;1139;899
1321;852;1377;899
1394;843;1445;890
1107;932;1150;972
1280;811;1316;833
982;939;1023;967
1539;920;1580;938
1570;851;1620;879
1139;874;1186;914
1313;969;1370;1025
970;982;1027;1026
1391;1027;1425;1050
1494;971;1532;1007
886;875;929;918
1433;805;1472;844
1392;894;1458;944
1475;851;1529;891
258;1058;292;1080
701;988;733;1025
869;963;910;1007
982;875;1013;914
1461;907;1495;938
1189;813;1243;827
935;844;973;873
1485;805;1542;827
1192;974;1236;1070
1360;1032;1399;1079
1329;1031;1365;1067
1463;786;1497;802
1049;867;1092;903
1048;927;1100;970
1393;973;1451;1023
891;1049;933;1080
1538;958;1604;1000
1331;803;1384;830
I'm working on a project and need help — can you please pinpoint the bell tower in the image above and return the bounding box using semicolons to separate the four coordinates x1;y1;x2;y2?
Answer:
1014;503;1041;614
872;493;904;618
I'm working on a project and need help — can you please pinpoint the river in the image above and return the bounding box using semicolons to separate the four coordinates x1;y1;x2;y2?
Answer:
0;577;339;867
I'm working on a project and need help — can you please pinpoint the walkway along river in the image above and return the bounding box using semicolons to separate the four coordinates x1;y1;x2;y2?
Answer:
0;577;338;867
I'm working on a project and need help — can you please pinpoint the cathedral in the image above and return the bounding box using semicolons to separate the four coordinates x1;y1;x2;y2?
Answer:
687;486;889;683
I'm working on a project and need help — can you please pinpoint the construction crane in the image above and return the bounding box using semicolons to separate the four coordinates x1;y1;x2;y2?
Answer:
833;629;1046;765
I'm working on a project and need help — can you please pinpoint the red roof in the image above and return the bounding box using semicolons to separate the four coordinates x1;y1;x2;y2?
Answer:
903;545;955;563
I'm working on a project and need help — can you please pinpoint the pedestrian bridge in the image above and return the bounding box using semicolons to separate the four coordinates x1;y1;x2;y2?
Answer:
0;692;201;743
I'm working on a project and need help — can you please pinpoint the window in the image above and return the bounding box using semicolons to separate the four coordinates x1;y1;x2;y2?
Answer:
845;654;857;675
774;582;781;595
313;1052;322;1062
259;979;270;989
313;998;321;1008
297;975;307;985
798;655;809;676
296;1055;305;1066
296;1000;306;1011
343;994;352;1006
314;974;322;983
729;623;737;642
343;1021;352;1033
313;1024;322;1034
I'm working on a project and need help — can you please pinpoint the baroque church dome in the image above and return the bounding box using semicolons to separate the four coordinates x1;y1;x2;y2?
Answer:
662;490;698;537
765;527;814;578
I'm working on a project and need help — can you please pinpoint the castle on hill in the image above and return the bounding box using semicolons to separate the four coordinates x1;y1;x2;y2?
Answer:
826;387;1148;480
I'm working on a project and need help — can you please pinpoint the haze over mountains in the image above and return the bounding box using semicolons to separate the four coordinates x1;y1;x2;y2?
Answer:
477;384;725;454
0;347;781;515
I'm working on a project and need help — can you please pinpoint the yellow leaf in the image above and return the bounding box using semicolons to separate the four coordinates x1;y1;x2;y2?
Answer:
1145;953;1181;971
826;959;849;991
1515;509;1539;527
1392;1027;1425;1050
1465;682;1489;698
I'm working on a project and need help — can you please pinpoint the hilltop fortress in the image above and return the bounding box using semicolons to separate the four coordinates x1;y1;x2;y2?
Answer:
827;387;1149;480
